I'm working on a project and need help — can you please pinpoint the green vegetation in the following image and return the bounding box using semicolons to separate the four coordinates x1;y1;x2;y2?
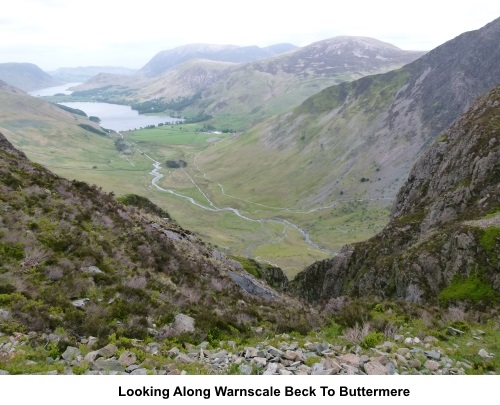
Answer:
78;123;107;136
117;193;171;219
438;274;497;305
53;103;87;117
480;226;500;265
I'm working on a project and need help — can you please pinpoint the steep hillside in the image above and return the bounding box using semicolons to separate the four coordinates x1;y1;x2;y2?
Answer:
137;43;297;77
0;131;315;342
292;85;500;305
0;63;61;91
0;80;114;175
199;17;500;209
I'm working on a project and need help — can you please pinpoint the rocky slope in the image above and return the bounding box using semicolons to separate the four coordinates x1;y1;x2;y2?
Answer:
2;327;492;375
0;131;317;342
292;85;500;304
0;63;61;92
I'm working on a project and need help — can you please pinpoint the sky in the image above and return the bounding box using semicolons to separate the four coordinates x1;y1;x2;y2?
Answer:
1;0;499;71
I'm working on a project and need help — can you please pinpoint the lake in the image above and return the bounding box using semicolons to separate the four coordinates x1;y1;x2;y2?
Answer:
29;83;83;96
31;84;183;131
58;102;183;132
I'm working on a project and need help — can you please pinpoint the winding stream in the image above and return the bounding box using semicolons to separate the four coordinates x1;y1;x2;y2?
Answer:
140;149;334;255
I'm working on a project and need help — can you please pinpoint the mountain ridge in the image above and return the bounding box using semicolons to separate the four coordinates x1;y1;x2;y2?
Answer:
291;84;500;304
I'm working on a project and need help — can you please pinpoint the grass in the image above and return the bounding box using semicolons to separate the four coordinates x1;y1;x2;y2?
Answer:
127;125;229;145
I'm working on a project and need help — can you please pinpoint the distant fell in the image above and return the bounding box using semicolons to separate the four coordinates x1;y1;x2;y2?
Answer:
0;62;61;92
49;66;137;82
137;42;297;77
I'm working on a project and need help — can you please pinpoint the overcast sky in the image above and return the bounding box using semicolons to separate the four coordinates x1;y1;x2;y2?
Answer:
1;0;499;71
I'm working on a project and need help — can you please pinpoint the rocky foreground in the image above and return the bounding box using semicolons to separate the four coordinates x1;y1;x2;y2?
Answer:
0;314;496;375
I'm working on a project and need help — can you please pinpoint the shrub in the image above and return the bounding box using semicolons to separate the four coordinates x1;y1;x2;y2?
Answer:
438;274;497;305
361;331;384;349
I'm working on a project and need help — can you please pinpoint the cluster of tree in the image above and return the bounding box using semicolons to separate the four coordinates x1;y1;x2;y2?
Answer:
165;160;188;169
131;93;202;114
78;124;106;136
53;103;87;117
183;113;213;124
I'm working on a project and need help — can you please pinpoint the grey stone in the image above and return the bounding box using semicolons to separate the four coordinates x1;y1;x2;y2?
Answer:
322;358;342;374
83;266;103;274
268;346;283;357
478;349;493;359
264;363;279;375
424;360;440;371
364;361;389;375
159;314;195;338
0;370;10;375
424;336;439;343
283;350;298;361
87;337;99;347
98;344;118;358
381;341;396;350
71;298;90;308
61;346;81;362
339;353;361;367
130;368;148;375
316;342;330;354
238;364;252;375
408;359;421;369
84;350;99;363
311;363;325;375
175;353;194;364
0;309;11;321
211;350;228;360
148;342;160;355
253;357;267;367
245;347;259;358
167;347;179;357
93;358;123;372
448;327;464;335
126;364;141;372
118;351;137;367
424;350;441;360
279;369;293;375
385;362;397;375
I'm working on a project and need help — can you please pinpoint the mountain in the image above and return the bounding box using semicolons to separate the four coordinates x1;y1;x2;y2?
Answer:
49;66;137;82
0;62;61;91
198;17;500;210
72;59;236;102
72;37;424;130
292;85;500;304
193;36;425;123
0;130;313;341
137;43;297;77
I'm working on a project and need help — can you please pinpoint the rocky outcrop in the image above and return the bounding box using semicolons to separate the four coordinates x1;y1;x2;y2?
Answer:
292;85;500;304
